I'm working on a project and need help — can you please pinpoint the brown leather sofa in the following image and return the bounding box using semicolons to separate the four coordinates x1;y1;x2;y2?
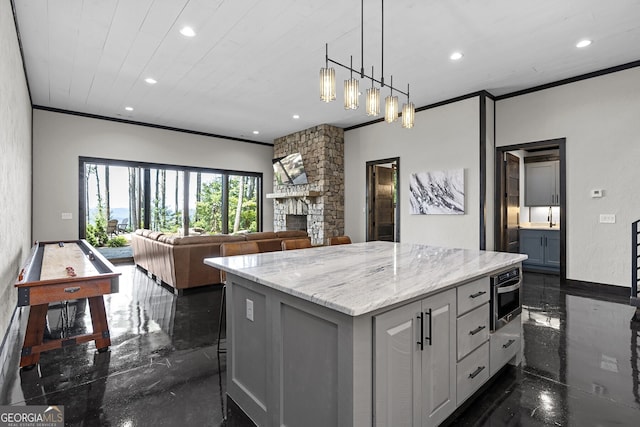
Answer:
132;229;308;293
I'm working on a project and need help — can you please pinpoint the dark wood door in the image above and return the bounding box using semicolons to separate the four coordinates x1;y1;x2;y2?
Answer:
504;153;520;253
373;165;395;241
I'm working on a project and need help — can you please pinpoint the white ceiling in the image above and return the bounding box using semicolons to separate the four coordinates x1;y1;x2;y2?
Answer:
12;0;640;144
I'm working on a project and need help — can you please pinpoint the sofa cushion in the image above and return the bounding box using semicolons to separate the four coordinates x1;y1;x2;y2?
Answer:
275;230;308;239
244;231;278;241
147;231;165;240
161;234;246;245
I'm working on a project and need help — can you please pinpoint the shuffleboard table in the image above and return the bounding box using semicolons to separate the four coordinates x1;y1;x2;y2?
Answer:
15;240;120;368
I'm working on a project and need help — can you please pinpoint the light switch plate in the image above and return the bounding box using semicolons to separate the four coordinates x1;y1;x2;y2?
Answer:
599;214;616;224
246;299;254;321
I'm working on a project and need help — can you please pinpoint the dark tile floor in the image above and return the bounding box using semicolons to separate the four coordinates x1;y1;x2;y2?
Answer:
1;265;639;426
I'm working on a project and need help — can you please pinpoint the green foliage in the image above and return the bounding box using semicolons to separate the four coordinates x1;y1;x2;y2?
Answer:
191;176;258;234
86;205;109;246
106;236;128;247
85;224;98;247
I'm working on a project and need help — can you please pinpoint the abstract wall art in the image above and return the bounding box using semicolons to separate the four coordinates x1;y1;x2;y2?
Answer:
409;169;465;214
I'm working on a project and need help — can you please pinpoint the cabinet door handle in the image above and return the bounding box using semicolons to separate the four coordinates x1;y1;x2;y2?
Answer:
545;236;547;247
424;309;432;346
469;325;486;336
416;313;424;351
503;339;516;349
540;237;543;246
469;366;486;379
469;291;486;299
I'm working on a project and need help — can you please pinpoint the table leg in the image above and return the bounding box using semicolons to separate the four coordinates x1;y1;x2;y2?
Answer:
88;296;111;351
20;304;49;368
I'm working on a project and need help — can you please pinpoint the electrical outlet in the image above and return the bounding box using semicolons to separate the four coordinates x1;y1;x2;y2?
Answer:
61;212;73;220
246;299;254;321
599;214;616;224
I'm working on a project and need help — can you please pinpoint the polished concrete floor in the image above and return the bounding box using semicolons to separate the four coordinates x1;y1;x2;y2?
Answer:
1;264;639;426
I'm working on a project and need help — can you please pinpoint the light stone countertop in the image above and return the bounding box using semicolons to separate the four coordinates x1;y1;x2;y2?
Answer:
204;241;527;316
519;223;561;231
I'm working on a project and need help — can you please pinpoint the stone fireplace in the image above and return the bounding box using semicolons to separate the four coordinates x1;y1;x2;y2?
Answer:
269;124;344;246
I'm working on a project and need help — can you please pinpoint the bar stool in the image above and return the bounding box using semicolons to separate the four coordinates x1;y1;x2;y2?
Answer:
217;241;260;354
328;235;352;245
281;238;312;250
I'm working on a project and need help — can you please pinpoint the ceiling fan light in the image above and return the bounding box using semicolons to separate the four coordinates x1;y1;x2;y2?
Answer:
402;102;415;128
320;67;336;102
385;95;398;123
344;78;359;110
366;86;380;116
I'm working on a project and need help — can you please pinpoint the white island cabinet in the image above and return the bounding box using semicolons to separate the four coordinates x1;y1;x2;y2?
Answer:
204;241;526;427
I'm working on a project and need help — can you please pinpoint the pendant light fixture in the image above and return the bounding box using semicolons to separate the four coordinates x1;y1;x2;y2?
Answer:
320;44;336;102
366;67;380;116
344;56;359;110
319;0;414;127
401;84;415;128
385;76;399;123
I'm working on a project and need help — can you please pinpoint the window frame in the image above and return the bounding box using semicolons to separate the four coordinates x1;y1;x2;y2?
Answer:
78;156;263;238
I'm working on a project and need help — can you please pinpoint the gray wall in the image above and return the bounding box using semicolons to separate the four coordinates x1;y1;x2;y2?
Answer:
346;66;640;288
497;67;640;287
344;96;487;250
32;110;275;241
0;0;32;348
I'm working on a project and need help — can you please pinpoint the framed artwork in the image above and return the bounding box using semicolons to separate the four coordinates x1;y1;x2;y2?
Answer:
409;168;464;214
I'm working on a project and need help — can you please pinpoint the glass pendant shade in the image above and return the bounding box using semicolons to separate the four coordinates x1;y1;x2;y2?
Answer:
385;95;399;123
344;78;359;110
366;86;380;116
320;67;336;102
402;102;415;128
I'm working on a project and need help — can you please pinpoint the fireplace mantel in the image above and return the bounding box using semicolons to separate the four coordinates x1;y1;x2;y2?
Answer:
266;191;321;199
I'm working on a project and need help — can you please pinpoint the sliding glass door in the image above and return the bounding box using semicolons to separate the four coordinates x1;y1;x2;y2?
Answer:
79;157;262;244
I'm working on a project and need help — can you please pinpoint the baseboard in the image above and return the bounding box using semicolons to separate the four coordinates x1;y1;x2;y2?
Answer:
564;278;630;304
0;305;26;403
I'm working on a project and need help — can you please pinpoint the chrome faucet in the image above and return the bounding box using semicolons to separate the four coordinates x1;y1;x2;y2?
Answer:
547;207;555;228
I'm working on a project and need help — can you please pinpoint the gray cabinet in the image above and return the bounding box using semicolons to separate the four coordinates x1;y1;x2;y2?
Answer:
520;229;559;271
525;160;559;206
374;289;456;427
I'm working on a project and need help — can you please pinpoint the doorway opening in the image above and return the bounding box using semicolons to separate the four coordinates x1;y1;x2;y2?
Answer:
366;158;400;242
494;139;566;280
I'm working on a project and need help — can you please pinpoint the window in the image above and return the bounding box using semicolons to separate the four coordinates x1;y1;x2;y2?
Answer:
79;157;262;244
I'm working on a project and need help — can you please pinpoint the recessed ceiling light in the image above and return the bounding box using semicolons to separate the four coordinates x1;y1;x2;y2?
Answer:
576;39;592;48
125;106;134;111
253;130;260;135
145;77;157;85
180;26;196;37
450;52;463;61
292;114;300;119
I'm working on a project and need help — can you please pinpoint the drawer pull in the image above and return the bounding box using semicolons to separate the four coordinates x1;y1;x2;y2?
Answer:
64;287;81;293
469;291;486;299
424;309;433;346
469;366;485;379
469;325;486;336
502;339;516;349
416;313;424;351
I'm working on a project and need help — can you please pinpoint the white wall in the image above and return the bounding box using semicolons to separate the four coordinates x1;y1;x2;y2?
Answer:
497;67;640;287
32;110;274;241
344;97;482;249
0;0;32;355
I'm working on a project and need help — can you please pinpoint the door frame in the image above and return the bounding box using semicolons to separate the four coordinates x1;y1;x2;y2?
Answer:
494;138;566;280
366;157;400;242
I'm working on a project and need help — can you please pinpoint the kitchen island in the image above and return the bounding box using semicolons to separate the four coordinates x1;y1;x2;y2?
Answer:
205;241;526;427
